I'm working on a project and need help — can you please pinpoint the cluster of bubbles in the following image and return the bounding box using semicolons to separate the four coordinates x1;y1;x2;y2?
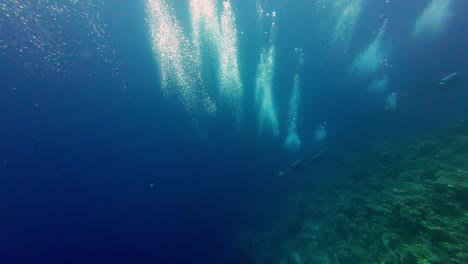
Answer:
146;0;243;127
284;48;306;152
411;0;453;39
294;48;305;68
313;0;362;55
143;0;457;145
256;1;276;41
358;0;453;112
0;0;120;77
384;92;397;112
284;74;302;152
314;122;328;143
146;0;215;120
368;75;389;92
351;19;388;76
190;0;243;126
255;2;279;136
330;0;362;54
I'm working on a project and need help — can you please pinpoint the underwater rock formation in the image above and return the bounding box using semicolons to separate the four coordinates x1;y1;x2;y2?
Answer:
234;119;468;264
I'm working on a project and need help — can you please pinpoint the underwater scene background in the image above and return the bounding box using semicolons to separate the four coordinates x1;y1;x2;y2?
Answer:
0;0;467;263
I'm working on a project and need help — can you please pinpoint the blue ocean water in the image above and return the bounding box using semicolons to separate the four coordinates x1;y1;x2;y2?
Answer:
0;0;467;263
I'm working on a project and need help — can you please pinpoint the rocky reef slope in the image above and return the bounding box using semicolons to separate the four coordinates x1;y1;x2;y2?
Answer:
234;121;468;264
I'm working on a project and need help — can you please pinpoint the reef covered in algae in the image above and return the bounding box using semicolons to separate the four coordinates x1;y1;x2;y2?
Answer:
233;121;468;264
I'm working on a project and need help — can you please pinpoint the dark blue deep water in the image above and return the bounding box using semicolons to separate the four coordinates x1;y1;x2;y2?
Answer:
1;0;467;263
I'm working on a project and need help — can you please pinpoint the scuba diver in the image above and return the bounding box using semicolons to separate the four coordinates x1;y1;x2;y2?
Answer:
370;70;466;121
276;150;326;177
436;72;462;88
425;70;466;91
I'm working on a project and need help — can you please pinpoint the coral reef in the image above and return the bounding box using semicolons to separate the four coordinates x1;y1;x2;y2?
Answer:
234;120;468;264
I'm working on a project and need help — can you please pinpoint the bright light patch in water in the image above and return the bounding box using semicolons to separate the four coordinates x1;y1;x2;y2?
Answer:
0;0;120;77
411;0;453;39
351;22;387;76
255;2;279;136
